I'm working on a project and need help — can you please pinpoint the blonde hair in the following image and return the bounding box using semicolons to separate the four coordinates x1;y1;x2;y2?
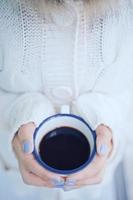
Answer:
85;0;120;16
39;0;120;18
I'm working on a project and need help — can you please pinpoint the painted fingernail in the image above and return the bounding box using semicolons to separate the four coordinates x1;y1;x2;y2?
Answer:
98;144;108;155
51;179;65;187
22;140;31;153
65;179;76;186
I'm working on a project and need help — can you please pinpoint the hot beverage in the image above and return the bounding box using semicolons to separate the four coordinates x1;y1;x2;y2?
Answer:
39;126;90;171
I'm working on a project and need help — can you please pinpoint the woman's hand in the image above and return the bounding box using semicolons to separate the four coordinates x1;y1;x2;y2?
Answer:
63;124;113;191
12;122;65;188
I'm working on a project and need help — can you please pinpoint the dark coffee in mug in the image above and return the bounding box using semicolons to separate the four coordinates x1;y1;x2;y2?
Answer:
39;126;90;171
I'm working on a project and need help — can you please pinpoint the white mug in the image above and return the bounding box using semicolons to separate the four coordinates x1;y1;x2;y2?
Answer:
33;105;96;175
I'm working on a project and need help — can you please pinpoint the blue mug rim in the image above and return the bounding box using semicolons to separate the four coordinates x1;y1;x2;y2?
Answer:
33;113;96;175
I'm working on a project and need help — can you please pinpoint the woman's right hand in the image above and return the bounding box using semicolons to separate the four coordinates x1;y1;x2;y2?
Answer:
12;122;65;188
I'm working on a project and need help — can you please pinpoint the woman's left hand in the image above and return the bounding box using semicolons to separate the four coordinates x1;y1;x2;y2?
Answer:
63;124;113;191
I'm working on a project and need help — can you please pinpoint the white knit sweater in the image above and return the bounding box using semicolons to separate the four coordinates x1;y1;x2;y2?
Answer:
0;0;133;174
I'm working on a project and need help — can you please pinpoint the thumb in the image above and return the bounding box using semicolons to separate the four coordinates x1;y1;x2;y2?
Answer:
96;124;112;157
18;122;36;154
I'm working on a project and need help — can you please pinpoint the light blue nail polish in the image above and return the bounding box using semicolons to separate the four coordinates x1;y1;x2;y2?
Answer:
52;179;65;187
22;141;31;153
55;185;64;188
65;179;76;186
99;144;108;155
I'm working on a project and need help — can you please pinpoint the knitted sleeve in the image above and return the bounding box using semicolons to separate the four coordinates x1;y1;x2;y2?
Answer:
71;88;133;174
0;89;55;168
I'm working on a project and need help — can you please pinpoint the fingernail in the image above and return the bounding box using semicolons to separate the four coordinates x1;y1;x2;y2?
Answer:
98;144;108;155
65;179;76;186
22;140;31;153
51;179;65;188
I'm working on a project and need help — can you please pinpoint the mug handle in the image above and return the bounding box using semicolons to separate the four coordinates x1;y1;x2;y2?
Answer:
60;104;70;114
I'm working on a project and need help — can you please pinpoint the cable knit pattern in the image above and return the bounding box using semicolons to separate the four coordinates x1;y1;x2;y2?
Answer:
0;0;133;171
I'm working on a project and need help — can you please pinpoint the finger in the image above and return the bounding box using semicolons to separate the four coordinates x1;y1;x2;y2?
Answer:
96;125;112;157
70;154;105;179
64;169;105;192
13;136;65;186
63;177;103;191
65;175;104;191
12;136;23;159
20;166;52;187
18;122;36;154
65;155;106;184
12;136;34;162
75;167;105;187
21;153;64;185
